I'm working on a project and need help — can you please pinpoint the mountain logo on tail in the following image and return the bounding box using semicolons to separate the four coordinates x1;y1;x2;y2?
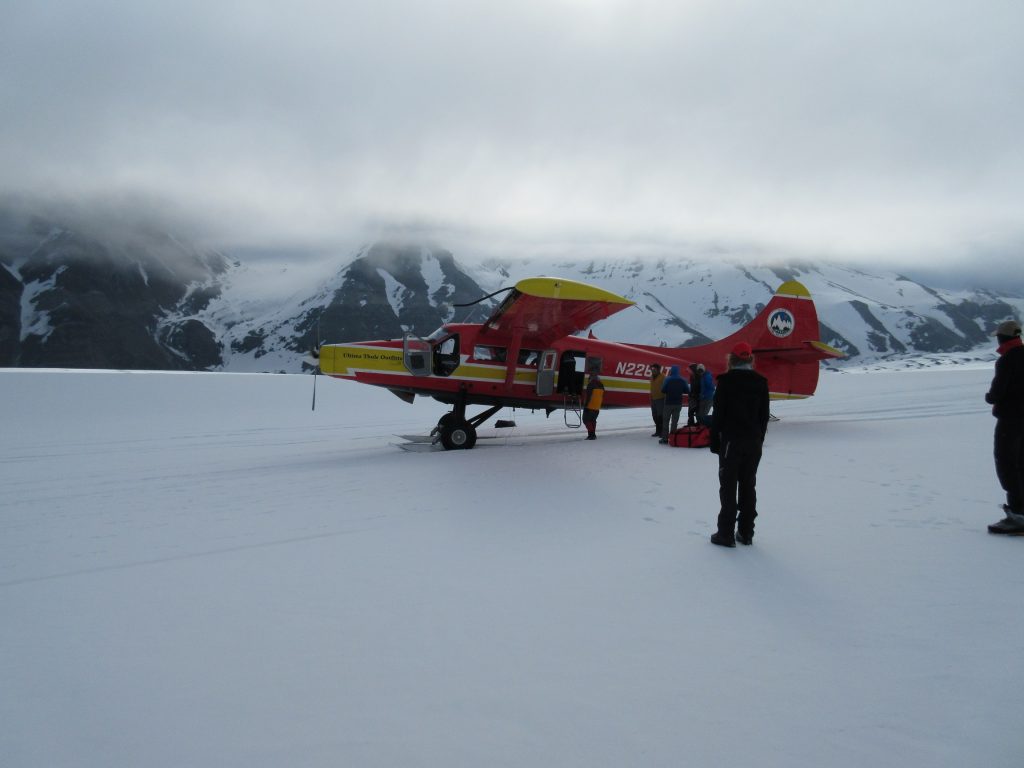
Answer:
768;309;795;338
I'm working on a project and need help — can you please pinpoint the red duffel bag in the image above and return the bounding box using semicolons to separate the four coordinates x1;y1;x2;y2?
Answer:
668;424;711;448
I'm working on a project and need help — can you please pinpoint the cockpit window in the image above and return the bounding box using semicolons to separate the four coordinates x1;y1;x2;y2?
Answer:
433;333;460;377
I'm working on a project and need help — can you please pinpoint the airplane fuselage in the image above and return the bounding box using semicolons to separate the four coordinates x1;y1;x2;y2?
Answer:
320;323;766;412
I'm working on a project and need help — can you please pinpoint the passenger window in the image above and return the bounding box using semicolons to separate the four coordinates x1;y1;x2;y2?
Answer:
472;345;507;362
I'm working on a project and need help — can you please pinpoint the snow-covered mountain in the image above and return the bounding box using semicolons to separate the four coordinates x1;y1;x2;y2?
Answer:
0;211;230;369
207;242;498;373
467;257;1024;368
2;210;1021;372
210;247;1023;373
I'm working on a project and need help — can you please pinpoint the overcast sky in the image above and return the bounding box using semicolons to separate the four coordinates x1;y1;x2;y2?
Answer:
3;0;1023;278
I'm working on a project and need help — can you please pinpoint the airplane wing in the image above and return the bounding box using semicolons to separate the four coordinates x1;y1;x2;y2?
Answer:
479;277;635;348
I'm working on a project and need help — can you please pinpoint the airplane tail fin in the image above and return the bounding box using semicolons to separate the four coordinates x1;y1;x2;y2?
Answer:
716;280;844;399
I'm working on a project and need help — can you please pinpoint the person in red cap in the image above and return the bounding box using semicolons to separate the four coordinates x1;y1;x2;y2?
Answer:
709;341;770;547
985;319;1024;535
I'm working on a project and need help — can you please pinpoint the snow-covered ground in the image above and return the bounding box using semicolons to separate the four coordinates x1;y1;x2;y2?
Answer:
1;364;1020;767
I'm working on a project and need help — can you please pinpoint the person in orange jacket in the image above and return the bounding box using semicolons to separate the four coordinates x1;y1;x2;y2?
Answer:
582;370;605;440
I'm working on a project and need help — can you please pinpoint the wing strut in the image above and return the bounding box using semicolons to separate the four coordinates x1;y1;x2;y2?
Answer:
503;329;523;389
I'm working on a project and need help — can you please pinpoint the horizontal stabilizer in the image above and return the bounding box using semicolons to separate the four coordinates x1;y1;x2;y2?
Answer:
756;339;845;363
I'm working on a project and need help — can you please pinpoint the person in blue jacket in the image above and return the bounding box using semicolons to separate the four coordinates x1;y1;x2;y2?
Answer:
659;365;690;444
698;365;715;426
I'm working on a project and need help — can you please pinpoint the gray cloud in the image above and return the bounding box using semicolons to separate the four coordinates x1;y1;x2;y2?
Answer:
3;0;1023;270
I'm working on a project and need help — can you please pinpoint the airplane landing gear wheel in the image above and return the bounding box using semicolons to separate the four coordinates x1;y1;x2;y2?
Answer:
431;412;458;437
440;418;477;450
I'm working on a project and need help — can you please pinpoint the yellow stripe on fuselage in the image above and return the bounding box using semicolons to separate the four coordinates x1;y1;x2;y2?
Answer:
319;344;406;376
599;376;650;394
321;344;657;398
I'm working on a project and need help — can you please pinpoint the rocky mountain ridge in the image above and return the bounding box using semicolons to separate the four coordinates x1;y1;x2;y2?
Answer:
0;216;230;370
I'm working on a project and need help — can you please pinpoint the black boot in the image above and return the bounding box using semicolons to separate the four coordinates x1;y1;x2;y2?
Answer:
710;532;736;548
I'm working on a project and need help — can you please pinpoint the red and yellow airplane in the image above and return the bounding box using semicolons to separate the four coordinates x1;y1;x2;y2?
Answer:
317;276;843;449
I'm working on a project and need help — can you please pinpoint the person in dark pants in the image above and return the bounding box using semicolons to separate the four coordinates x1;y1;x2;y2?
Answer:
709;342;770;547
650;364;666;437
659;365;690;444
687;363;703;426
985;320;1024;535
582;371;605;440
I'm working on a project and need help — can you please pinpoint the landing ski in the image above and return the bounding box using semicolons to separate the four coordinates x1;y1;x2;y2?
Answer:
396;434;438;444
392;434;521;451
394;440;441;452
394;433;506;443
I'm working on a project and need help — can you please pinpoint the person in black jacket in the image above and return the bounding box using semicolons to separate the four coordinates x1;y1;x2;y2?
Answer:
687;363;703;426
985;320;1024;535
709;342;770;547
650;364;666;437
